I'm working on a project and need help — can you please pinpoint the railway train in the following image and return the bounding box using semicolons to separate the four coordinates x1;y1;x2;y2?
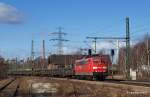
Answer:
9;54;111;80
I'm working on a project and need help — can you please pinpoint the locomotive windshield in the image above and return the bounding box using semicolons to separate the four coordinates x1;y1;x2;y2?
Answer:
93;57;108;64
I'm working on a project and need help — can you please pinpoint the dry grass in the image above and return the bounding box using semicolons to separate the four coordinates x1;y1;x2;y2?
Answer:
15;77;150;97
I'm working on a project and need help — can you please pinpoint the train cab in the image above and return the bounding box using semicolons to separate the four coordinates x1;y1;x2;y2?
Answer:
74;55;111;80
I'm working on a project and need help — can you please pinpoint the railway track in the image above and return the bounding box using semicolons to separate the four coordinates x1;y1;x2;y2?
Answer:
54;77;150;97
0;78;19;97
113;80;150;87
0;76;149;97
51;77;150;88
0;78;14;91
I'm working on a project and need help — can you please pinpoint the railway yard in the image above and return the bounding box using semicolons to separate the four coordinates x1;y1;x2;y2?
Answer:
0;1;150;97
0;76;150;97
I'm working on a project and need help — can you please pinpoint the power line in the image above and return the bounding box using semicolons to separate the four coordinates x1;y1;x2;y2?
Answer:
131;26;150;36
86;37;98;53
125;17;130;80
87;18;124;36
49;27;69;55
86;36;126;54
86;17;131;80
42;40;45;59
42;40;46;68
31;40;35;61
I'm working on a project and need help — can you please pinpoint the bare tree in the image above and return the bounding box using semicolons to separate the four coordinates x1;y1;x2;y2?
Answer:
118;35;150;80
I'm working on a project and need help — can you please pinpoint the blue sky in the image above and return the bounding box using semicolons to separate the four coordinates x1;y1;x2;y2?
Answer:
0;0;150;59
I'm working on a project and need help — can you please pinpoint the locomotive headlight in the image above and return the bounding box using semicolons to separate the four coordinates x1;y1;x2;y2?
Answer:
93;67;98;69
103;66;107;69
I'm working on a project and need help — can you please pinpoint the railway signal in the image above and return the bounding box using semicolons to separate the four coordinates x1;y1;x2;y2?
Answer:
111;49;115;79
111;49;115;57
88;49;92;56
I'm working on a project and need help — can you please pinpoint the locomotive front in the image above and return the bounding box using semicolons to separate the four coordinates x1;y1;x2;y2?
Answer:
74;55;111;80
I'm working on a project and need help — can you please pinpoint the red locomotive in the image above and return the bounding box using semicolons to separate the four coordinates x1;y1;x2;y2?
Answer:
74;55;111;80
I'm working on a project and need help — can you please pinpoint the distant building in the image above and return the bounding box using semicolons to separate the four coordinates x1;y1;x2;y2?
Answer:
48;54;84;69
0;56;8;79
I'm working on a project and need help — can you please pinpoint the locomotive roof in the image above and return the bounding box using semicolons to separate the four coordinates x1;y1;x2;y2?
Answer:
77;54;112;64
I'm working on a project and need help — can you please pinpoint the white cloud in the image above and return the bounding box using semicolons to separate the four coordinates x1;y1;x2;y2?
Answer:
0;2;23;24
96;41;138;50
96;41;115;50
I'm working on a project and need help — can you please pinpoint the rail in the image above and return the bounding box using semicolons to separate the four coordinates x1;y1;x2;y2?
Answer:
0;78;19;97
